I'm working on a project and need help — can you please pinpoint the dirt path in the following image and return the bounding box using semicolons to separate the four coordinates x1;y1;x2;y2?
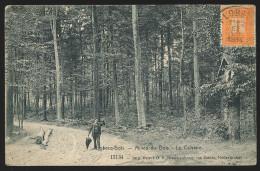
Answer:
5;121;165;166
5;121;256;166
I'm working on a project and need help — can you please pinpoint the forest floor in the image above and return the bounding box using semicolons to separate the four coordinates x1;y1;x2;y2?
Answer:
5;119;256;166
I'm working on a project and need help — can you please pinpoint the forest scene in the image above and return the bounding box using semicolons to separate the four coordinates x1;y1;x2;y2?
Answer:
5;5;256;166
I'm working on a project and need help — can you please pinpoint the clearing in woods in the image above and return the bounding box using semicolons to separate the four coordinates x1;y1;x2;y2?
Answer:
5;121;256;166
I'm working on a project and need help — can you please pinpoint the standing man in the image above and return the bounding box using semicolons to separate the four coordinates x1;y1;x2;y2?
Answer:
88;118;105;150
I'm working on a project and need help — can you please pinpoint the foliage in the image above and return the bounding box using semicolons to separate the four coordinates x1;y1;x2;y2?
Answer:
5;5;256;140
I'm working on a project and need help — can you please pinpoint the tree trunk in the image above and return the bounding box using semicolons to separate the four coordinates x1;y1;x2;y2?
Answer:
48;52;53;112
144;32;150;115
132;5;146;127
51;6;62;120
13;49;18;118
221;92;228;121
154;37;158;102
22;52;27;120
113;60;120;126
21;87;24;130
43;85;47;121
183;87;187;135
68;25;75;118
62;94;65;119
70;88;74;116
188;62;193;105
35;94;39;118
180;8;187;134
75;81;77;114
49;79;52;110
23;90;27;119
193;20;201;118
13;88;16;117
100;28;105;116
252;91;256;135
144;66;150;114
167;24;173;115
159;29;164;111
124;69;130;114
229;94;241;141
27;92;30;111
107;7;119;124
80;91;83;118
16;89;19;124
5;44;14;137
42;51;47;121
72;82;76;117
79;30;84;118
105;58;110;110
19;89;23;129
92;5;100;120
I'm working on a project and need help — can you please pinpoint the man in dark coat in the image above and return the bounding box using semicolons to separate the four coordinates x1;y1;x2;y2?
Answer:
88;118;105;150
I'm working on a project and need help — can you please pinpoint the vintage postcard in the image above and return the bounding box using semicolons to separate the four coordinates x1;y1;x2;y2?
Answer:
5;5;256;166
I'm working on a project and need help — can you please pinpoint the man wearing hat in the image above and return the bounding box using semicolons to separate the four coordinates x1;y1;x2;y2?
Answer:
88;118;105;150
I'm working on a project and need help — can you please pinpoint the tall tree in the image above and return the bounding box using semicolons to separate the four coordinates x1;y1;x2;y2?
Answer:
229;93;241;141
159;29;164;111
144;31;150;115
43;59;48;121
153;37;158;102
5;36;14;137
180;8;187;134
92;5;100;120
107;7;120;126
167;23;173;115
113;59;120;125
50;6;62;120
193;20;201;118
132;5;146;127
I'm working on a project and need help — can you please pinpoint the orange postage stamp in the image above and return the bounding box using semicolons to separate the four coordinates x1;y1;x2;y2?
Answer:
221;5;255;47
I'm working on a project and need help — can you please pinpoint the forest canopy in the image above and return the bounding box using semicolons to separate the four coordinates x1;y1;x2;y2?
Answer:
5;5;256;142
